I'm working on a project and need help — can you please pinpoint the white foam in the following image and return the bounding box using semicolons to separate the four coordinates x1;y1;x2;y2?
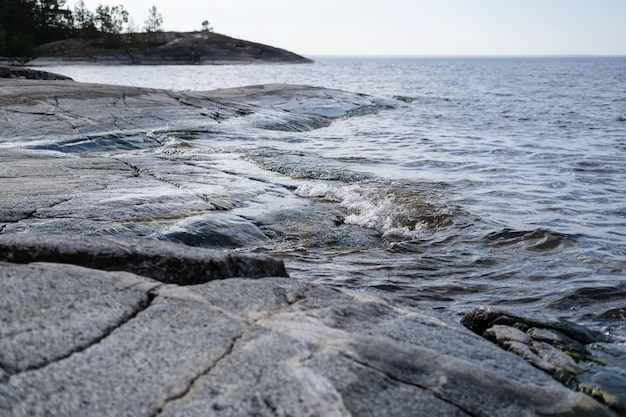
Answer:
295;182;427;239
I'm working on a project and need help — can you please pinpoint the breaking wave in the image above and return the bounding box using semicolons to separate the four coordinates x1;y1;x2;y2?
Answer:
295;181;453;239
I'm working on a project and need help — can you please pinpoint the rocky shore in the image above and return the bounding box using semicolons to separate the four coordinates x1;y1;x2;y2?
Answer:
0;72;623;416
28;31;312;65
0;65;72;80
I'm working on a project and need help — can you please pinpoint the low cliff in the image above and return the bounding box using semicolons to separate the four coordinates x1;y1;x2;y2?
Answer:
29;31;313;65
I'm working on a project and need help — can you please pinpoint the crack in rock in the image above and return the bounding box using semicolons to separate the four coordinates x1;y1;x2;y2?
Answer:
113;156;242;210
342;354;477;417
5;108;55;116
149;286;311;417
3;288;158;381
2;197;72;225
6;210;37;223
114;158;184;190
167;93;230;122
149;320;250;417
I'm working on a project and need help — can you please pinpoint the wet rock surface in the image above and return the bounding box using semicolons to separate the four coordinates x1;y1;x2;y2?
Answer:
0;79;620;416
0;80;394;245
0;80;384;141
463;307;626;415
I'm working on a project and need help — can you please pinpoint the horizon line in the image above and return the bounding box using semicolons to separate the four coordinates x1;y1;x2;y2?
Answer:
304;53;626;59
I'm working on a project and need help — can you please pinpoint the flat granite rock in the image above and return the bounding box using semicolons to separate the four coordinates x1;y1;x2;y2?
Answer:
0;80;394;245
0;260;614;417
0;80;389;142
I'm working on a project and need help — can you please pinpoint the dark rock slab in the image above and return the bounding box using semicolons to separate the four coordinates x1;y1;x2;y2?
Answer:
0;261;614;417
0;65;72;80
0;234;287;285
463;307;626;415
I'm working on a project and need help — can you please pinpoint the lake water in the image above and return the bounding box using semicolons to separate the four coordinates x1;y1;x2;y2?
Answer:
44;57;626;340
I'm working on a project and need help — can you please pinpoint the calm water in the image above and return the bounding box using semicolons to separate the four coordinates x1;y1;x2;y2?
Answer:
45;58;626;339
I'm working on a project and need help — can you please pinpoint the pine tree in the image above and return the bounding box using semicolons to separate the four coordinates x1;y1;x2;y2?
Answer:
144;5;162;33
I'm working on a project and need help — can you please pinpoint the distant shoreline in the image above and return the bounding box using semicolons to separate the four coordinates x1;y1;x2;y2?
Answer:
4;31;312;66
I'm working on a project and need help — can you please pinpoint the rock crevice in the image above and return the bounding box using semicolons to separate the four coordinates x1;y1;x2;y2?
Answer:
0;234;288;285
341;354;478;417
2;287;158;380
463;307;626;415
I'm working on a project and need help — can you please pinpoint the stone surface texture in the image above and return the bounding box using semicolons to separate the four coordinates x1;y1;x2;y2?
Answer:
0;260;613;417
0;79;620;416
463;307;626;416
0;80;392;244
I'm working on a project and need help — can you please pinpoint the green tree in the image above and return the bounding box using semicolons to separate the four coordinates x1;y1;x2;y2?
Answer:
0;0;7;54
126;16;137;33
143;5;163;43
201;20;213;32
143;5;162;33
73;0;97;38
0;25;6;55
95;4;128;35
35;0;73;44
8;33;34;56
1;0;37;56
95;3;128;46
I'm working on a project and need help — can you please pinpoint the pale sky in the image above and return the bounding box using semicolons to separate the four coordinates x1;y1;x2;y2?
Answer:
67;0;626;56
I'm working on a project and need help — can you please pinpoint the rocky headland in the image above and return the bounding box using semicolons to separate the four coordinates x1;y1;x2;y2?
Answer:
0;71;624;416
27;31;312;65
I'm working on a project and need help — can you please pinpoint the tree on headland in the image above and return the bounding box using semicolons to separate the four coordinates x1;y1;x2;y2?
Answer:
95;4;128;35
94;3;128;47
0;0;111;55
0;0;41;56
143;5;163;43
0;25;6;55
126;16;137;34
0;0;217;57
201;20;213;32
144;5;163;33
73;0;98;39
36;0;73;43
73;0;92;30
